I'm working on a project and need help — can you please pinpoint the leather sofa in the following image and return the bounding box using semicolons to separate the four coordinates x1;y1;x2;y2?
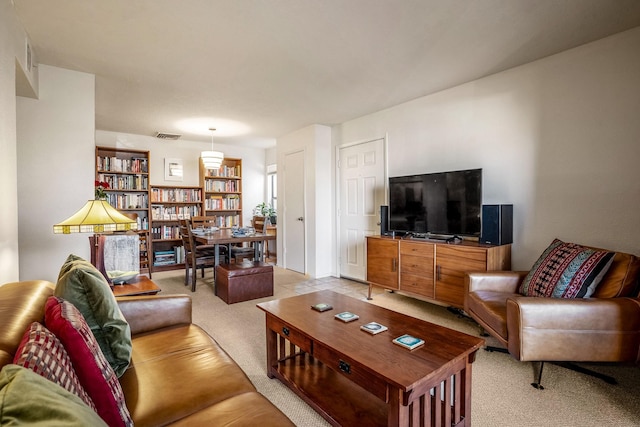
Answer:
0;280;294;426
464;249;640;365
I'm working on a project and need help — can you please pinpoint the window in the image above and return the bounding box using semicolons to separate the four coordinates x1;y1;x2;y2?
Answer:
267;164;277;211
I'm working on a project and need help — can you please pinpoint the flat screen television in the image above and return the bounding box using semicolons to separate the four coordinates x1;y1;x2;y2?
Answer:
388;168;482;237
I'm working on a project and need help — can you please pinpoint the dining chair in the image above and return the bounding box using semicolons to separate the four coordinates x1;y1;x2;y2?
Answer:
179;219;215;292
252;215;275;262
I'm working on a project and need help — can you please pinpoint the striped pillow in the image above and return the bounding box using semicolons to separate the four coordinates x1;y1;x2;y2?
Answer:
519;239;615;298
13;322;96;411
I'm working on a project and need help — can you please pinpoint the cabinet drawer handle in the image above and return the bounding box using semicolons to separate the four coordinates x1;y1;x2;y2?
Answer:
392;258;397;272
339;360;351;374
282;327;290;337
436;265;441;281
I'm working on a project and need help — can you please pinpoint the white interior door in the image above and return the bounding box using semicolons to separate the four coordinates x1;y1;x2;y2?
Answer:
284;150;305;274
338;139;386;281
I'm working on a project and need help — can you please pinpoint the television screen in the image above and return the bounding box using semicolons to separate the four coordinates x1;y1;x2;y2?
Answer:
388;168;482;236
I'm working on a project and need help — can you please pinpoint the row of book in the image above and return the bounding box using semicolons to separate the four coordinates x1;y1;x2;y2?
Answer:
105;193;149;210
150;188;202;203
206;214;240;228
150;225;182;240
151;205;201;220
204;164;240;178
97;173;148;191
204;195;240;210
97;156;148;173
204;179;239;192
153;246;185;266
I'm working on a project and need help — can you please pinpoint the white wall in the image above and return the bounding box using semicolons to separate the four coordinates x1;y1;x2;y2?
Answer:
95;131;266;227
333;27;640;270
17;65;95;281
277;124;332;278
1;0;39;284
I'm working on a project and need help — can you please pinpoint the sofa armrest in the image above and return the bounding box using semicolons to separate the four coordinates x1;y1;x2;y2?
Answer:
506;296;640;362
466;271;528;294
117;294;192;336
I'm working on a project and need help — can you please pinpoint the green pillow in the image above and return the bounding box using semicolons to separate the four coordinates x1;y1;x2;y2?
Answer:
0;364;108;426
55;256;132;377
57;253;85;281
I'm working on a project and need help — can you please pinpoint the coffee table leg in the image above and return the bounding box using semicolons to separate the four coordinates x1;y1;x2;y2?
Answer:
265;318;277;379
388;388;407;427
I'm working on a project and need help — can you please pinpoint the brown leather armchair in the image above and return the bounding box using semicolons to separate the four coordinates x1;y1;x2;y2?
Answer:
464;250;640;388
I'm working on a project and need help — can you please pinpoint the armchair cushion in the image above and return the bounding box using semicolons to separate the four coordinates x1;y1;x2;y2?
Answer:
519;239;614;298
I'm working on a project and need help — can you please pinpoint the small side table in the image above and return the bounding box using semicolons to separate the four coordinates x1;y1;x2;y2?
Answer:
112;275;161;297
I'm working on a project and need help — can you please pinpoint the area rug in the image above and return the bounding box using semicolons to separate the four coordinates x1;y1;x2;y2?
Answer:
151;269;640;426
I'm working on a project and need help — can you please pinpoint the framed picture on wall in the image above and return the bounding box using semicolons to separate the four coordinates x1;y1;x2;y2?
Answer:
164;158;183;181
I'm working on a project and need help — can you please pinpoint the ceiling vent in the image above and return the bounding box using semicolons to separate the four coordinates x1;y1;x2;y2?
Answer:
155;132;182;140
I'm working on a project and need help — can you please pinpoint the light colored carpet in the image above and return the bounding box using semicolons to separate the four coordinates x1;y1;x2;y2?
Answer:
151;268;640;426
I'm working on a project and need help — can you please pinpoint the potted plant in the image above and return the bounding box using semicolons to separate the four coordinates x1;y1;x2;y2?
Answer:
254;203;277;225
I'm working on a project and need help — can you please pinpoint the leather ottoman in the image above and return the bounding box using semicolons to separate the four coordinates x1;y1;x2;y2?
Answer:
215;261;274;304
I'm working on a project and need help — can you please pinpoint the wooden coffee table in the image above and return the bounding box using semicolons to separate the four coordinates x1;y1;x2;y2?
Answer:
257;290;484;427
111;275;161;297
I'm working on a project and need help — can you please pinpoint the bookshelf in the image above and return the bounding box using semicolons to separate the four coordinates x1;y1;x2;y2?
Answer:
149;185;202;271
95;146;151;275
199;157;243;228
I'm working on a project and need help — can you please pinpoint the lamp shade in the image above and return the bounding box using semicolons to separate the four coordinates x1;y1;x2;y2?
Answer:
53;200;138;234
201;150;224;169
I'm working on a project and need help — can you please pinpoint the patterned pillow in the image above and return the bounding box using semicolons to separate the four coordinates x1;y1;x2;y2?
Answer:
519;239;615;298
45;296;133;427
13;322;96;411
54;256;132;377
0;365;107;427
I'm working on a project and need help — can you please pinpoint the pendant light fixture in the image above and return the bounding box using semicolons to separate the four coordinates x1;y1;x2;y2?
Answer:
201;127;224;169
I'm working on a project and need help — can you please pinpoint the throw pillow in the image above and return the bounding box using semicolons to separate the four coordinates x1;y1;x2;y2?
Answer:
13;321;96;411
45;296;133;427
54;255;132;377
57;253;85;281
0;364;107;426
519;239;615;298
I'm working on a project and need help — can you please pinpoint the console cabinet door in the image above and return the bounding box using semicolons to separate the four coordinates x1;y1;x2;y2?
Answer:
435;245;487;308
366;238;399;290
400;241;435;298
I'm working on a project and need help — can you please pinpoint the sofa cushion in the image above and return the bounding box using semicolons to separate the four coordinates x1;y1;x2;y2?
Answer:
13;322;96;410
120;324;258;426
45;296;133;427
169;391;295;426
54;255;132;377
0;364;107;426
519;239;615;298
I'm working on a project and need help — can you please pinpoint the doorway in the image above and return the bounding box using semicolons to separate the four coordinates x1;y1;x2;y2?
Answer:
284;150;305;274
337;138;386;281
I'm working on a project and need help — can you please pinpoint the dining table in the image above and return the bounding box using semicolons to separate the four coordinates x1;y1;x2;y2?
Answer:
192;228;276;267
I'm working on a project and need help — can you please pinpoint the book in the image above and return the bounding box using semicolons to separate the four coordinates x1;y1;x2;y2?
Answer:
311;303;333;312
334;311;359;322
360;322;388;335
392;334;425;350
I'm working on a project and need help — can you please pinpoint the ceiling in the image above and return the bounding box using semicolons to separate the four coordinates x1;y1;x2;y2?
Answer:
12;0;640;149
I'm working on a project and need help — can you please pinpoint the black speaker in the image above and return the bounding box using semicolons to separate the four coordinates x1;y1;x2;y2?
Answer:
380;205;389;235
481;204;513;245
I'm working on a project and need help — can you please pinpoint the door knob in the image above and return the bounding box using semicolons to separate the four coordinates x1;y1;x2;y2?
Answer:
297;217;304;221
